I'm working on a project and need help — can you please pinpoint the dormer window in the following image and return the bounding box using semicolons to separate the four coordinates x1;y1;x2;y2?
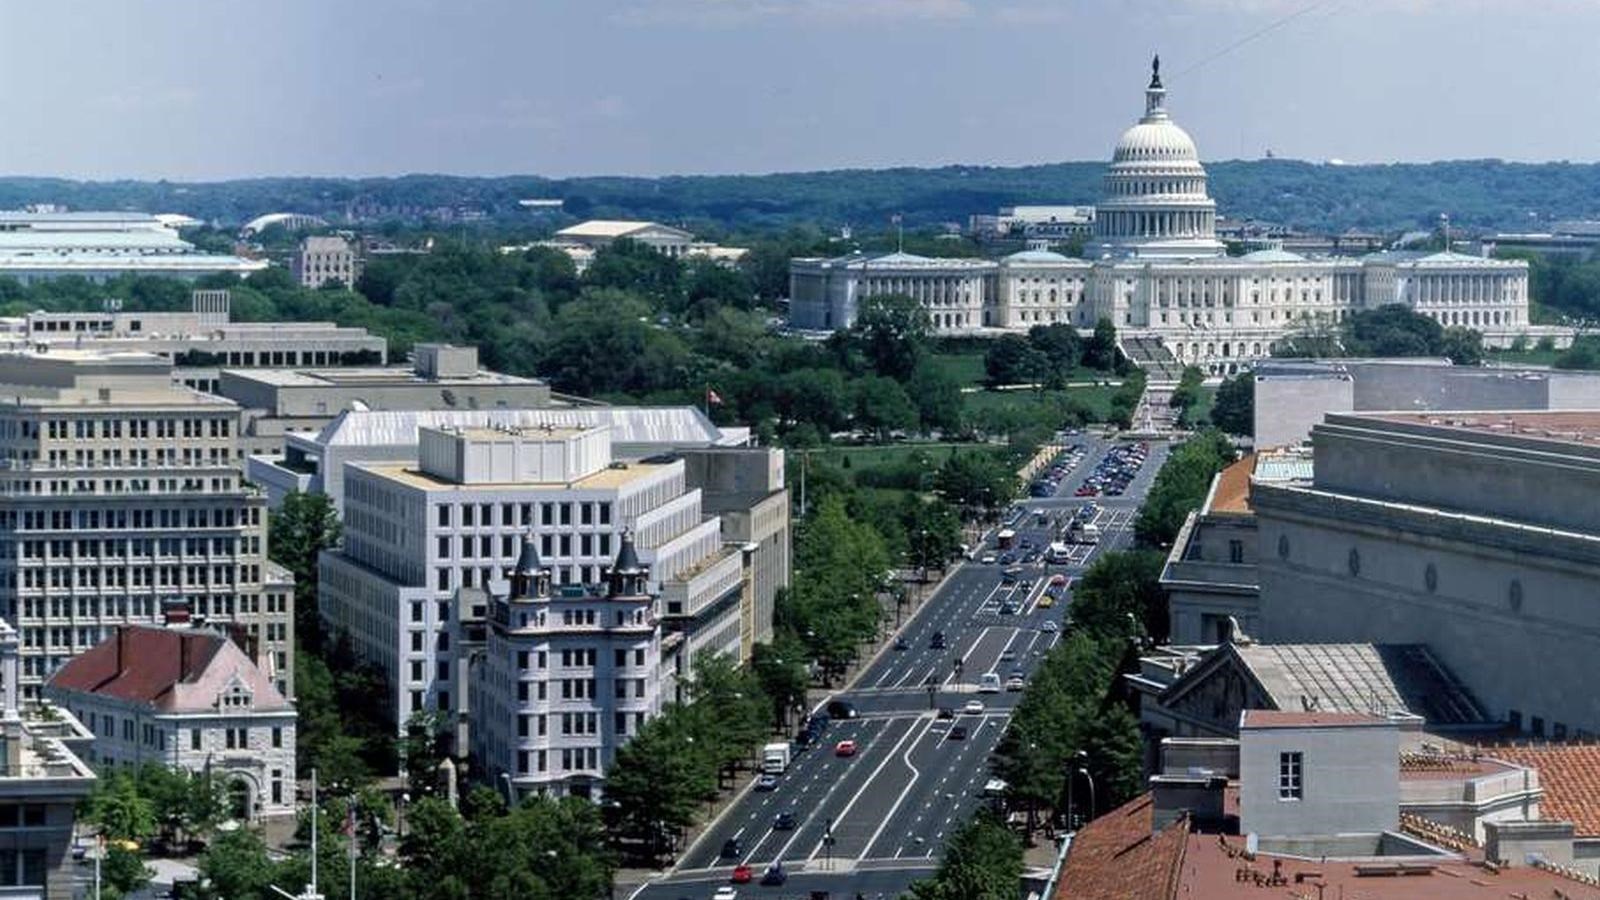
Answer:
218;679;253;711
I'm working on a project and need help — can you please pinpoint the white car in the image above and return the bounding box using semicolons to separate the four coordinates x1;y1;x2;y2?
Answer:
713;888;738;900
963;699;986;715
980;554;997;565
1040;620;1060;633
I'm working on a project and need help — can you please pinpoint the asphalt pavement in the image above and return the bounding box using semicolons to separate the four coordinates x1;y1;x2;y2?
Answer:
631;434;1170;900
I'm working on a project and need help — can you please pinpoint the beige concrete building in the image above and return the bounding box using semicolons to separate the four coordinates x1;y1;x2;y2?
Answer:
553;220;695;258
0;349;294;697
0;290;388;395
291;234;358;288
219;344;552;457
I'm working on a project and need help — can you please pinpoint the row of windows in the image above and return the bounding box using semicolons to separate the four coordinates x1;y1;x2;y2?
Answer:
437;500;612;529
514;746;601;776
511;678;649;703
437;531;614;562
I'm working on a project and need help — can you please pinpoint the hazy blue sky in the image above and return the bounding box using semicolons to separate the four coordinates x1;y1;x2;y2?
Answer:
1;0;1594;179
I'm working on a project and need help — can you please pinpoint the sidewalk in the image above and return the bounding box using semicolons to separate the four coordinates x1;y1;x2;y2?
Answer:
612;561;962;896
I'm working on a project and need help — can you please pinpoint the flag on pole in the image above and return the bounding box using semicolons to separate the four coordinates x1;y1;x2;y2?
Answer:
706;388;724;406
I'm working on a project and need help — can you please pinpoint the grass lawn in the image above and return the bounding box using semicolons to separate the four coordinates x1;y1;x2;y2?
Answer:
962;384;1118;422
927;350;988;386
807;442;998;469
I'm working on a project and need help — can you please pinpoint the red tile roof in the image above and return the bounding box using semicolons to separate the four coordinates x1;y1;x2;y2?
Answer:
47;625;226;711
1479;744;1600;837
1208;453;1255;514
1239;710;1389;729
1179;832;1600;899
1053;794;1186;900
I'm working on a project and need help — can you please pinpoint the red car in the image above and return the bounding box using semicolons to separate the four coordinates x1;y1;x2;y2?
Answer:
731;864;753;883
835;739;858;758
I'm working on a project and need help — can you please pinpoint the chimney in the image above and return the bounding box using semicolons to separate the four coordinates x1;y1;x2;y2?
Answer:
116;626;131;674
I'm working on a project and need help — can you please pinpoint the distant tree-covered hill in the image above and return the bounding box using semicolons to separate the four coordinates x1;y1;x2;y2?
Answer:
6;158;1599;235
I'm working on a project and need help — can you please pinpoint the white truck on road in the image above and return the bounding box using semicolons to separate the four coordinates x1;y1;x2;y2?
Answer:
762;741;792;775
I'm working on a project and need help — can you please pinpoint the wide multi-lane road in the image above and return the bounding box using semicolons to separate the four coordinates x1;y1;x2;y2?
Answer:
634;434;1169;900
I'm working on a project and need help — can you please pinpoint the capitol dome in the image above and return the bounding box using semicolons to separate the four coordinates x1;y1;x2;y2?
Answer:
1112;120;1199;164
1086;56;1224;261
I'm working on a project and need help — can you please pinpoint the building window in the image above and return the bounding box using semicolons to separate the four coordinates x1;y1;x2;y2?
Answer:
190;729;201;751
1278;751;1303;800
1228;540;1244;564
271;727;283;749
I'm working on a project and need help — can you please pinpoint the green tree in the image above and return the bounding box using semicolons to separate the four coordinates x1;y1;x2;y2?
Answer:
1167;366;1205;425
268;491;342;651
102;846;153;900
1441;325;1485;365
603;708;716;860
1027;322;1083;386
85;771;157;842
906;361;964;433
541;288;693;396
933;450;1015;517
1134;429;1236;549
1210;372;1254;436
1083;317;1120;371
853;375;918;439
1071;549;1169;643
684;258;755;315
1344;304;1443;357
851;293;929;381
751;633;810;729
195;822;280;899
983;333;1046;386
902;495;963;574
581;238;684;308
908;810;1023;900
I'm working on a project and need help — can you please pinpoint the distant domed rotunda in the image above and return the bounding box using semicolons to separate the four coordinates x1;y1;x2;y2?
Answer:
1087;55;1225;260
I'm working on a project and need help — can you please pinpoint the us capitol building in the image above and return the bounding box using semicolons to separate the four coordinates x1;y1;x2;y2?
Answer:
788;61;1530;374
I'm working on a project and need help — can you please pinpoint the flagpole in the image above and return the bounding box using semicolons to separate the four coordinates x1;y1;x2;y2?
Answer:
311;768;319;897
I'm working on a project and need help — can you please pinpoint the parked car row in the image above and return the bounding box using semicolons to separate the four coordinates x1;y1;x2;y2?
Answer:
1030;444;1087;497
1075;442;1148;497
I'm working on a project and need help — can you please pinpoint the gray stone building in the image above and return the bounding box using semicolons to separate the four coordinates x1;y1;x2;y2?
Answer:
1253;359;1600;448
0;349;294;697
1253;410;1600;738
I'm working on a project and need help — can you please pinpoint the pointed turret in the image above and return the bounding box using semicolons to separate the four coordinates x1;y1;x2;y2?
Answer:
510;531;550;599
607;530;649;597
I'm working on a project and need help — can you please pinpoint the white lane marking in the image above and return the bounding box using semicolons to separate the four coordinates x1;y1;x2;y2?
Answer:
944;625;992;686
767;719;902;863
857;714;940;851
858;716;939;860
803;715;928;861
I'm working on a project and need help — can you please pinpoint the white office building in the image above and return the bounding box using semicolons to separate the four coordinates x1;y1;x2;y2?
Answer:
473;534;658;800
319;422;752;747
0;211;265;283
